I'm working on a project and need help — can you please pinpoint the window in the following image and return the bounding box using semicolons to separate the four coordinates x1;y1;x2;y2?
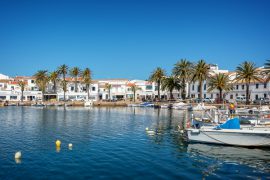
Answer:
236;93;238;97
31;80;35;83
255;94;258;100
256;84;259;89
204;84;206;90
146;85;152;90
204;94;206;98
192;85;194;91
230;95;233;99
242;85;244;90
71;87;74;91
197;85;200;92
236;85;239;90
10;96;17;100
0;96;6;100
264;83;267;88
11;86;14;90
92;87;96;91
264;94;267;98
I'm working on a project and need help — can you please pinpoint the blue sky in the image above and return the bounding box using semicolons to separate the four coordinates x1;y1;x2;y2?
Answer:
0;0;269;79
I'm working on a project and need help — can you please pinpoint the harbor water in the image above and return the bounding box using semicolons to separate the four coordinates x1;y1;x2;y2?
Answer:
0;106;270;179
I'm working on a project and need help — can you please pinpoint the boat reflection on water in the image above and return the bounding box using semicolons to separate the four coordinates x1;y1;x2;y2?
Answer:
187;143;270;175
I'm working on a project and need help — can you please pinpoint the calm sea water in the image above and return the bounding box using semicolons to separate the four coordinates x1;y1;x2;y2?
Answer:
0;106;270;179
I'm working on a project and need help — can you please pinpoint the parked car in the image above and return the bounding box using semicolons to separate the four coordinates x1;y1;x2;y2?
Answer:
253;98;270;105
202;98;215;103
236;96;248;103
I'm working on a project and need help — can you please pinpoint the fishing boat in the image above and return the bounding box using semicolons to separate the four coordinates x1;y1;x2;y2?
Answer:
186;118;270;147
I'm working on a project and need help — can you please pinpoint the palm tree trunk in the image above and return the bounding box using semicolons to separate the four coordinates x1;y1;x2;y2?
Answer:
188;82;191;98
75;77;78;92
53;80;57;93
246;83;249;105
182;79;186;99
64;88;66;101
63;74;66;101
199;81;203;102
42;91;44;102
87;84;90;100
157;80;160;100
219;88;222;103
133;90;136;102
21;90;23;102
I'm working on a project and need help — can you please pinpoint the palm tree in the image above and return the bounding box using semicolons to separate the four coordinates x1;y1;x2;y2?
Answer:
191;60;210;102
34;70;49;101
105;83;112;100
70;67;81;93
149;67;166;100
235;61;261;104
129;84;141;102
172;59;192;99
49;71;59;93
18;80;26;102
161;76;182;100
82;68;92;100
207;73;232;103
57;64;68;101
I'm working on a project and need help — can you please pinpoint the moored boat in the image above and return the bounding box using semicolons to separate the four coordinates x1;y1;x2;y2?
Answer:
191;103;216;111
186;118;270;147
171;102;191;110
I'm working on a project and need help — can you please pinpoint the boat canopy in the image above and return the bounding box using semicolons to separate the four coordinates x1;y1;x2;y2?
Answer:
216;118;240;130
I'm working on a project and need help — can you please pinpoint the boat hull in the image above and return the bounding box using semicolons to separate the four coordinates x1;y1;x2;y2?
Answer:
187;128;270;147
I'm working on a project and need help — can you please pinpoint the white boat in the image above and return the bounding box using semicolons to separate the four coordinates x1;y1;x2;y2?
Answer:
171;102;190;110
160;104;172;109
186;118;270;147
128;104;140;107
84;100;93;107
139;102;154;107
31;103;45;107
235;107;250;114
251;106;270;114
192;103;216;111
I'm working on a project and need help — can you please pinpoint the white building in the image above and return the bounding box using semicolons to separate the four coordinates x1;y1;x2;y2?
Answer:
189;66;269;102
0;73;9;80
0;76;42;101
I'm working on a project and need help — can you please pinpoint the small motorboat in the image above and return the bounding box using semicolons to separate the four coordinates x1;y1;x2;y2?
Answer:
32;103;45;107
186;118;270;147
171;102;191;110
160;104;172;109
139;102;154;107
